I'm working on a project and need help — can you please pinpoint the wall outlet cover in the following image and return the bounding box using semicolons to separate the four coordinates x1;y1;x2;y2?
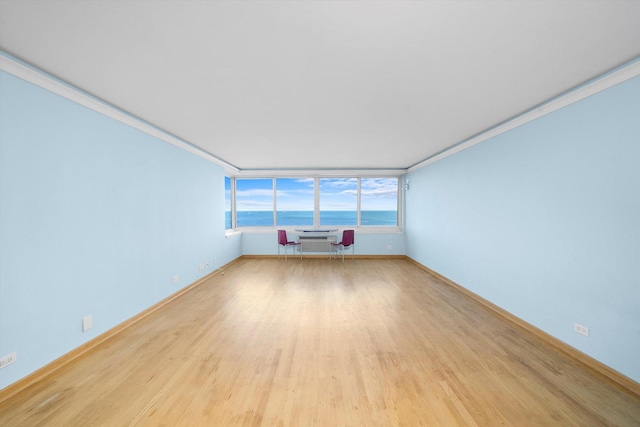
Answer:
0;352;17;369
574;323;590;337
82;315;93;332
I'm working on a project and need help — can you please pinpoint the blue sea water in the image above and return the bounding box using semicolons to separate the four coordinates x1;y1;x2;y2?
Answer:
360;211;398;226
230;211;397;227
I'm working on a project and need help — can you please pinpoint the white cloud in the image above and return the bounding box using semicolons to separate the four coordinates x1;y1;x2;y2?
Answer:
236;188;274;197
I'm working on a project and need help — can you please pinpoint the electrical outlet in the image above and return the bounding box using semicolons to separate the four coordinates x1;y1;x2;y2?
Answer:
172;275;179;284
0;352;17;369
214;257;217;264
574;323;590;337
82;315;93;332
199;264;204;272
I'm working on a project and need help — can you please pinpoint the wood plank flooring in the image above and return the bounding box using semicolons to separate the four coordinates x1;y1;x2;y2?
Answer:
1;258;639;426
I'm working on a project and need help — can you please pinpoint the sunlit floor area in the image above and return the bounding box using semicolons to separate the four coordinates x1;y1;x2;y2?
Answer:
1;258;639;426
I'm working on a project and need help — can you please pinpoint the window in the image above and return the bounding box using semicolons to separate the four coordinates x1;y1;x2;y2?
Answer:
360;177;398;226
233;176;401;228
319;178;357;226
235;178;274;227
224;176;232;229
276;178;314;226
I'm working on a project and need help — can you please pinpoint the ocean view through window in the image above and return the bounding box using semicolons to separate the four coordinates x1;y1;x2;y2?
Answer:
361;177;398;226
320;178;357;226
236;178;274;227
233;176;400;228
276;178;314;226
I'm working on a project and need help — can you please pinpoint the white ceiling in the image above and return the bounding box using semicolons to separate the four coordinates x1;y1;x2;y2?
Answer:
1;1;640;172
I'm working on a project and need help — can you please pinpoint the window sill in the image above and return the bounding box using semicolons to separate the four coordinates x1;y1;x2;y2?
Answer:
225;230;243;238
236;227;403;234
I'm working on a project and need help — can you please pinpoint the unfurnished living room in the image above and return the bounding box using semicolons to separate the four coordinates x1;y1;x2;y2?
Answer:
1;1;639;425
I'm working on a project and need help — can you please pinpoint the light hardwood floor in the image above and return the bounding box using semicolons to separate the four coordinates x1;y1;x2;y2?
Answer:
1;258;639;426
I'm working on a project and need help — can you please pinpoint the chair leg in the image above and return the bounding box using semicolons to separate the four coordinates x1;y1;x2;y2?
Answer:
331;245;341;261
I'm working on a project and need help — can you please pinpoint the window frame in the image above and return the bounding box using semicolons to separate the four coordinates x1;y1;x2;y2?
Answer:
230;176;402;231
224;176;233;230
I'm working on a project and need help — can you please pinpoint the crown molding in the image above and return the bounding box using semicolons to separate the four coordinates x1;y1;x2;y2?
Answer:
0;52;240;174
236;168;406;177
408;58;640;173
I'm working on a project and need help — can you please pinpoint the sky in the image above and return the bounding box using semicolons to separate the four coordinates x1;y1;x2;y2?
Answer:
230;177;398;211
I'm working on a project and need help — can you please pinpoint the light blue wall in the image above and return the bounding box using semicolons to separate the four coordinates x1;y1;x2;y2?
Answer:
242;230;405;256
0;70;242;389
405;76;640;382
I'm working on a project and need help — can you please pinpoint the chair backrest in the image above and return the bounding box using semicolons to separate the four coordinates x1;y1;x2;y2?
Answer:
278;229;288;245
341;229;355;246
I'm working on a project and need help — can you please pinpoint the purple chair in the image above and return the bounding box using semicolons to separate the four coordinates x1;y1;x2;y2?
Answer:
278;230;301;260
331;229;355;261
